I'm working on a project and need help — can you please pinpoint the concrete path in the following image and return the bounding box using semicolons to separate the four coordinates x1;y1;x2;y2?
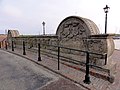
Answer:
0;50;85;90
0;50;55;90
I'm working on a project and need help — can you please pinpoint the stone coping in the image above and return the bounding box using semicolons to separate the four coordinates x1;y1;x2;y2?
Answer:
14;35;58;38
88;34;115;39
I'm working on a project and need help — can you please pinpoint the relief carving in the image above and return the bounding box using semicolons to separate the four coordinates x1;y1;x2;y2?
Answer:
59;19;87;44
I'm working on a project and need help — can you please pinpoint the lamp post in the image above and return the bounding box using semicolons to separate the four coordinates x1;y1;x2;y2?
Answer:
103;5;110;34
42;21;45;35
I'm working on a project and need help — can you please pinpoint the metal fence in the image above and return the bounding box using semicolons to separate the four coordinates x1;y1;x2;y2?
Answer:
7;40;108;84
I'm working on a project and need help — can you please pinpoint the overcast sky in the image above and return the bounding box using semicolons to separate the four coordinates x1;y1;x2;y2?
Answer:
0;0;120;35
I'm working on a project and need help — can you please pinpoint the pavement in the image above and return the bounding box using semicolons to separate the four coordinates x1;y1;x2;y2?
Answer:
1;47;120;90
0;49;86;90
106;50;120;90
0;50;57;90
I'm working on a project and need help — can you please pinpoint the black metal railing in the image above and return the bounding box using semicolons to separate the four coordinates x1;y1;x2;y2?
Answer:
23;41;26;55
12;41;14;51
9;41;108;84
37;43;108;84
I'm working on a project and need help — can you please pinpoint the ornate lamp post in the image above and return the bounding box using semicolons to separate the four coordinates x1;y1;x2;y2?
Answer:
42;21;45;35
103;5;110;34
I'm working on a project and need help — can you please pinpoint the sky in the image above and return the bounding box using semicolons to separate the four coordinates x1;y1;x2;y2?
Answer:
0;0;120;35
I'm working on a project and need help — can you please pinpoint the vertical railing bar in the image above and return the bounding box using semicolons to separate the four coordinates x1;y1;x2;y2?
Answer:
23;41;26;55
5;41;7;50
12;41;14;51
105;53;107;65
38;43;41;61
58;46;60;70
83;52;91;84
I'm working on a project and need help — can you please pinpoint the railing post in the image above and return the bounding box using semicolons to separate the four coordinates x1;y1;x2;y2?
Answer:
23;41;26;55
12;41;14;51
105;53;107;65
38;43;41;61
58;46;60;70
5;41;7;50
84;52;91;84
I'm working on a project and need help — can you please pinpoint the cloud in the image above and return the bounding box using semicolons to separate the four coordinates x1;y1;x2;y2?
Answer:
2;5;23;18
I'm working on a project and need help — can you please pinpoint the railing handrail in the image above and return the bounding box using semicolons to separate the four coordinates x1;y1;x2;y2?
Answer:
14;42;107;57
41;43;107;56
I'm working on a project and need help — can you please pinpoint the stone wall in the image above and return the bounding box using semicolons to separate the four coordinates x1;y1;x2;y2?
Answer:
0;34;7;48
7;16;115;66
13;35;58;50
7;30;19;47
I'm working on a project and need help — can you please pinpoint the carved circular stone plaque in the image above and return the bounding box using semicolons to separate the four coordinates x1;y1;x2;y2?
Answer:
56;16;100;50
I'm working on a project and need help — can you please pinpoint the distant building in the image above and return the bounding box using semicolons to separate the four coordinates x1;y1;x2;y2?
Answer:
0;34;7;48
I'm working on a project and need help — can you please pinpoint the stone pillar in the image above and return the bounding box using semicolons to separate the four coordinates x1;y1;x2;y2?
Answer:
87;34;115;66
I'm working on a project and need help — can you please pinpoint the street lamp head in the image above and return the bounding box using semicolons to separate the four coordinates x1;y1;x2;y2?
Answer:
103;5;110;13
42;21;45;35
42;21;45;26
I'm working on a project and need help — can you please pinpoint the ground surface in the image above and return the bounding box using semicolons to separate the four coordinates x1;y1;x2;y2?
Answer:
1;48;120;90
0;50;56;90
0;50;85;90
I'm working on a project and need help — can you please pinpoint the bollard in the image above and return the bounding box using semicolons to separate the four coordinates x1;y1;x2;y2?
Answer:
105;53;107;65
58;47;60;70
83;52;91;84
23;41;26;55
38;43;41;61
5;41;7;50
12;41;14;51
